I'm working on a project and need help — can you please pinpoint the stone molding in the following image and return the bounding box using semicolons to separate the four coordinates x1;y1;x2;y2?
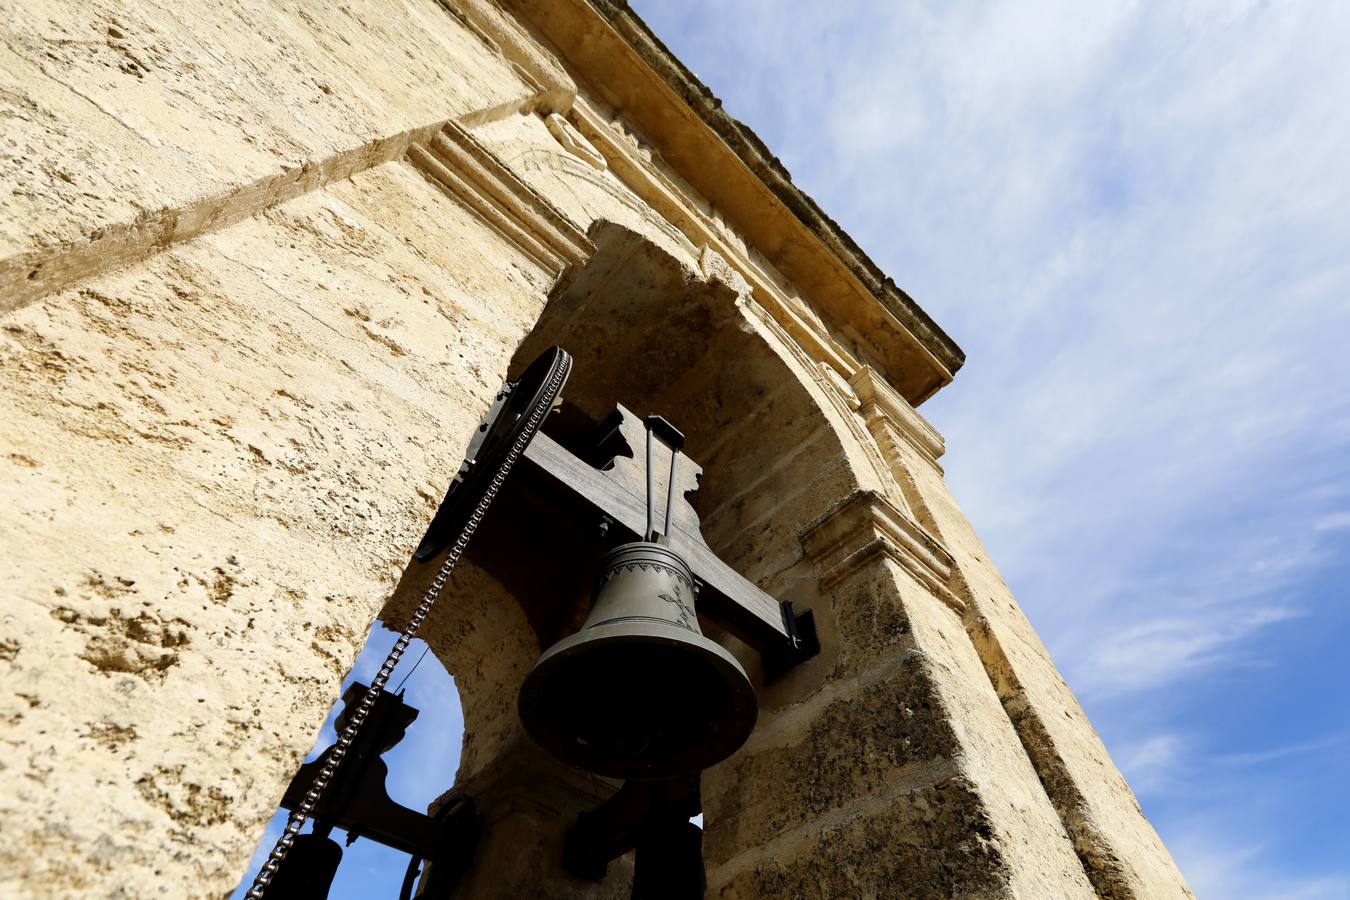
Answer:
818;361;862;411
506;132;695;256
2;122;446;317
1;2;579;319
563;97;863;387
800;490;963;614
502;0;965;403
408;122;595;275
450;741;616;824
738;295;906;505
851;365;946;472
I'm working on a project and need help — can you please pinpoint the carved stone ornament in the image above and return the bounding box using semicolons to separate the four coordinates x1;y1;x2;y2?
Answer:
545;112;608;171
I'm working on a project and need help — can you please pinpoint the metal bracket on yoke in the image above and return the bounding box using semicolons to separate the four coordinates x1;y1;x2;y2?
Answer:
275;685;478;897
766;601;821;679
643;415;685;544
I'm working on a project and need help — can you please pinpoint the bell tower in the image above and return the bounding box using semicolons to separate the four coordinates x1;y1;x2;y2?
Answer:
0;1;1193;897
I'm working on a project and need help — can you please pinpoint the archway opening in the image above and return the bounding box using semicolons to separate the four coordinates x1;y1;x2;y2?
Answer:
235;221;863;898
229;623;465;899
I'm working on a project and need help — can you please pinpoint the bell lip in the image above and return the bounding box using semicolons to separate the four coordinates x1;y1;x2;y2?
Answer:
517;622;759;780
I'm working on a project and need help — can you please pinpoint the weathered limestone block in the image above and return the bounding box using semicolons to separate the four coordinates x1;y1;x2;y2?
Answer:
704;554;1096;898
444;741;632;900
899;443;1195;899
0;160;556;898
713;776;1012;899
851;369;1194;898
0;0;542;313
706;650;962;865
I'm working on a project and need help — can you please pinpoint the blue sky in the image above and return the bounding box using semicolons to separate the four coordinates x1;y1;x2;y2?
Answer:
237;3;1350;897
231;628;463;898
623;1;1349;897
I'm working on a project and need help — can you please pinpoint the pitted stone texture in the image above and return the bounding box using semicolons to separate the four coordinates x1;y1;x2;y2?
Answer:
712;776;1011;899
894;439;1195;898
0;160;552;898
704;653;956;868
443;743;633;900
703;558;1096;899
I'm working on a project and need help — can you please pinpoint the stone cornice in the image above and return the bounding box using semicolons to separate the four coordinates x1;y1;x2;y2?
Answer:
850;366;946;471
563;97;860;385
500;0;965;404
800;490;963;615
408;122;595;275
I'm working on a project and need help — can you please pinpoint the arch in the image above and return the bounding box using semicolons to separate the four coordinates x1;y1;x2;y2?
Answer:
373;220;883;897
512;220;873;600
381;562;541;788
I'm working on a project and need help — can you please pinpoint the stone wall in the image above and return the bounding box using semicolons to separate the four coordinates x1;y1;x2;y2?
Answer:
0;158;558;894
0;1;568;894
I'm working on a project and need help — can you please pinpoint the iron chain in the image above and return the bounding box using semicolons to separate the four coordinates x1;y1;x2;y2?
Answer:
244;353;569;899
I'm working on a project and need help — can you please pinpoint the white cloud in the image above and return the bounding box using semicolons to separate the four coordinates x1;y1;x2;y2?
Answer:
1170;828;1350;900
1117;732;1188;797
1314;512;1350;533
634;0;1350;894
1215;734;1345;769
386;664;464;808
1082;605;1301;698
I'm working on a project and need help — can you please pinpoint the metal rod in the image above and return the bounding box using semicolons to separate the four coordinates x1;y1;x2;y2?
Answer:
663;447;679;545
645;421;656;541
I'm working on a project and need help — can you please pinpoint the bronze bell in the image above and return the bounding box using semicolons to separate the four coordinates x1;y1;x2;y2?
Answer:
518;417;757;779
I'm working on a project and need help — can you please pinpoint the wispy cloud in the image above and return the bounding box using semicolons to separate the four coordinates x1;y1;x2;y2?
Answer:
1170;828;1350;900
1117;732;1189;797
634;0;1350;894
1314;512;1350;533
1083;605;1302;697
1118;729;1345;800
337;625;464;808
1214;734;1345;769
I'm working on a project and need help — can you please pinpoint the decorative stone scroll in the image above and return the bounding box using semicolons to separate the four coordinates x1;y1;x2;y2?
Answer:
544;113;608;170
